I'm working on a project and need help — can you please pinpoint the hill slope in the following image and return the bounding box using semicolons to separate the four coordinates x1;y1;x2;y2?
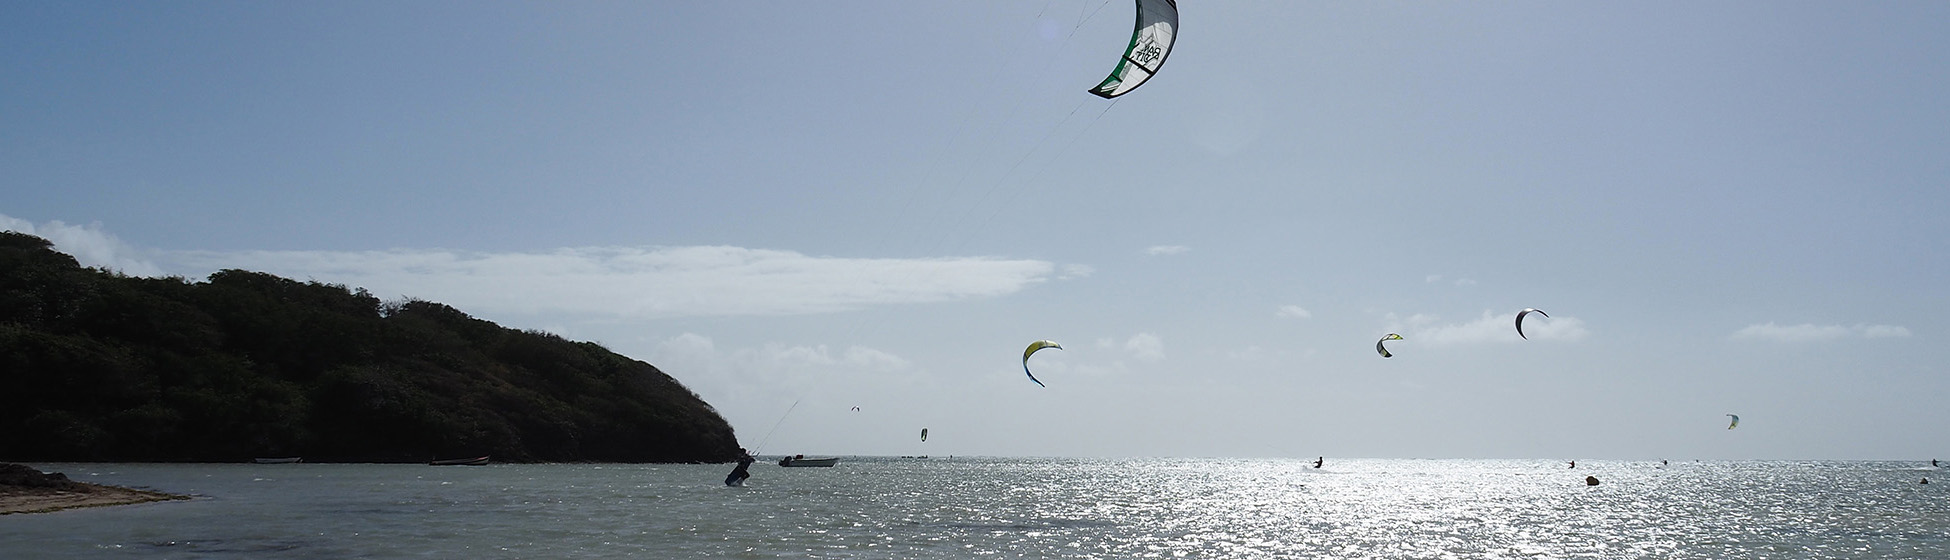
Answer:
0;232;740;463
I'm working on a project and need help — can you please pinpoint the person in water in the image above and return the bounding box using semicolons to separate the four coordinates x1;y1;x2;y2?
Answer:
725;448;755;486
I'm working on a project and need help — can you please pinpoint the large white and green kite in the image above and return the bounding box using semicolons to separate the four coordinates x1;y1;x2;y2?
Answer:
1088;0;1179;99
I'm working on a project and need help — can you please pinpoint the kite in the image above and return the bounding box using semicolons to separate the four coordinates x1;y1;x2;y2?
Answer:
921;428;929;442
1726;414;1740;430
1088;0;1180;99
1516;308;1549;340
1376;333;1404;358
1023;340;1063;387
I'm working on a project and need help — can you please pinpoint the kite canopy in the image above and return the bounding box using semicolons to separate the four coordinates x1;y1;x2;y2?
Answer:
1516;308;1549;340
921;428;929;442
1376;333;1404;358
1726;414;1740;430
1023;340;1063;386
1088;0;1179;99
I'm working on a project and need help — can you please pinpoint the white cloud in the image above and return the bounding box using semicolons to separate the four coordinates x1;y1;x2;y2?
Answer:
1146;245;1190;256
1123;333;1165;361
1732;323;1912;342
1058;264;1095;280
1860;325;1913;339
1276;305;1312;319
646;333;915;406
1387;310;1589;344
1;214;164;276
166;245;1056;319
843;346;912;371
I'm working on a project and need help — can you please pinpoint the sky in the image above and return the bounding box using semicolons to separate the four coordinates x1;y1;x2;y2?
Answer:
5;1;1948;460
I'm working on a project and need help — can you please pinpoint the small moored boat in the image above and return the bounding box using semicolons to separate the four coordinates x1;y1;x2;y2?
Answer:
429;456;490;466
777;455;838;467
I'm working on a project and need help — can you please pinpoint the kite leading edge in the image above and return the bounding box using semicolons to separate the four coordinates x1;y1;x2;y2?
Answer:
1023;340;1063;386
1376;333;1404;358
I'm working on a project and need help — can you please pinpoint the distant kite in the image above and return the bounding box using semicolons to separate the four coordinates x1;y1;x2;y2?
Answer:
1376;333;1404;358
920;428;929;442
1726;414;1740;430
850;406;860;412
1023;340;1063;387
1516;308;1549;340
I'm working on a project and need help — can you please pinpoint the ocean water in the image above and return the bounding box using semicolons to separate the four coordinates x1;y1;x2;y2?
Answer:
2;458;1944;559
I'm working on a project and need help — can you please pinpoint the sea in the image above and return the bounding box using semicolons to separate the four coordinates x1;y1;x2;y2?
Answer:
1;458;1944;559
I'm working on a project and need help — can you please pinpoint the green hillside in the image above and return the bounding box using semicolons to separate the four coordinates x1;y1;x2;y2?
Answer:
0;232;739;463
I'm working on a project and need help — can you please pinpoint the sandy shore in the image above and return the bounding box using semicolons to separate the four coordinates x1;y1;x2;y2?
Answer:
0;482;190;515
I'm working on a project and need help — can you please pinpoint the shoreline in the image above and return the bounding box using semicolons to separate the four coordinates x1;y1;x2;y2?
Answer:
0;482;190;515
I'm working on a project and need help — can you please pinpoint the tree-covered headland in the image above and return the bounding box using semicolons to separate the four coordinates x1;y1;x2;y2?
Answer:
0;232;740;463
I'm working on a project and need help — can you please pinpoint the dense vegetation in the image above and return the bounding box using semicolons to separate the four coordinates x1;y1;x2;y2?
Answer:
0;232;740;463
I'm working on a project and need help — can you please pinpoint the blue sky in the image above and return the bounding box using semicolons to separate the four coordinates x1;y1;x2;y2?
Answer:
6;1;1947;460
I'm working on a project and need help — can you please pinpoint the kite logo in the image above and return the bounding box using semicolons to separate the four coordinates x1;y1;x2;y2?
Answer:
1132;40;1163;66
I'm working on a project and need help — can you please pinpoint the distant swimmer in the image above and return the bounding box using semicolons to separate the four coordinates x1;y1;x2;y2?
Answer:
1314;456;1324;469
1923;478;1930;485
1934;459;1940;467
1662;459;1669;466
724;448;755;487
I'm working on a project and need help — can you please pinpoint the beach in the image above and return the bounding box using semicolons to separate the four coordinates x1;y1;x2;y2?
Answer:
0;463;189;515
0;481;186;515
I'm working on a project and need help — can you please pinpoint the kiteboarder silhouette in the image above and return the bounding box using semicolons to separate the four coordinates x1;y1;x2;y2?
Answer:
724;448;754;487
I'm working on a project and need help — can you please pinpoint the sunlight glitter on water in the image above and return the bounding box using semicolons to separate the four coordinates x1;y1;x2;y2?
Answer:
1;458;1944;559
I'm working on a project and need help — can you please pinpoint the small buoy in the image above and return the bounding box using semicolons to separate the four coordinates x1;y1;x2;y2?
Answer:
1585;476;1600;486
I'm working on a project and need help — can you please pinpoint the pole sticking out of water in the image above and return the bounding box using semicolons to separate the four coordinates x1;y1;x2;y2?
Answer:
750;399;800;457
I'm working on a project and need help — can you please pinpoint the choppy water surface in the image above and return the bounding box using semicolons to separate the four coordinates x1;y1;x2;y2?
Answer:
2;458;1944;559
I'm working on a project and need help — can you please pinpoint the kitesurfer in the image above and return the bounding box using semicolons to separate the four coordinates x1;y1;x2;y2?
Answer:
1568;460;1576;469
725;449;755;487
1313;456;1324;469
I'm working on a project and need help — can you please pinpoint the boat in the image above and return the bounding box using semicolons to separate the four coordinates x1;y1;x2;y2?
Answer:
429;456;490;466
252;457;303;464
777;455;839;467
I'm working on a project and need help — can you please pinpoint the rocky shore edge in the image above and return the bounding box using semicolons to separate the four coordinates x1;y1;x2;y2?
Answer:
0;463;189;515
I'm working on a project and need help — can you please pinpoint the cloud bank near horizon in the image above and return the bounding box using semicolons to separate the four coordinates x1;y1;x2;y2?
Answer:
1731;322;1912;342
5;213;1061;320
167;245;1058;319
1;214;164;276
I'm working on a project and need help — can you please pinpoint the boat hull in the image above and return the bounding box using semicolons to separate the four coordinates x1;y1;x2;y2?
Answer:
777;457;839;467
429;456;490;466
